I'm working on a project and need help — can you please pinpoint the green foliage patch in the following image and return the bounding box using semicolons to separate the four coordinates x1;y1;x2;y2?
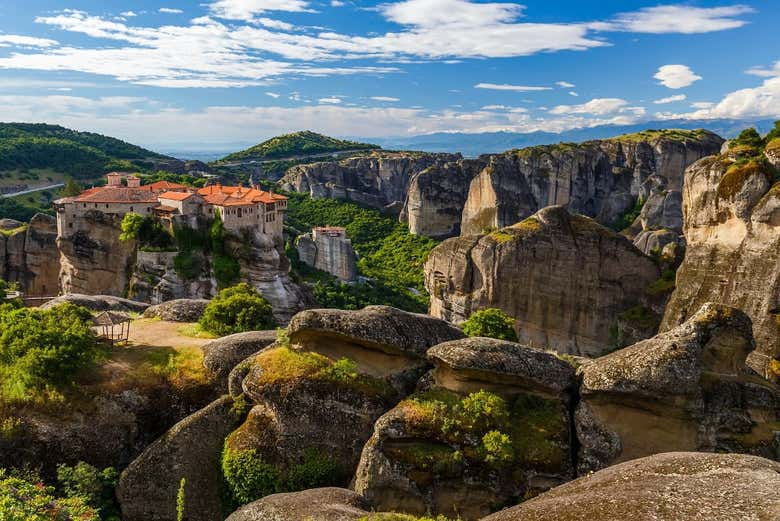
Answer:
462;308;518;341
56;462;120;520
199;283;276;336
220;130;378;162
0;468;99;521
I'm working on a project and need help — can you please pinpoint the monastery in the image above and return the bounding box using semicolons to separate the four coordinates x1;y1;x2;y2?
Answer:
54;172;288;239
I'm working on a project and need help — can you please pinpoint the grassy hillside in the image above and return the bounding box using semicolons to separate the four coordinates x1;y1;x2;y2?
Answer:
0;123;169;180
219;130;379;162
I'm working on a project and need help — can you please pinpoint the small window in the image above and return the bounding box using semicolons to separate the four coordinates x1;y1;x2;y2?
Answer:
83;204;86;208
68;222;73;228
130;206;134;212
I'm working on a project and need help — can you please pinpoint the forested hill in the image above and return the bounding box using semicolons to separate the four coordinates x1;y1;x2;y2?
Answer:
218;130;379;162
0;123;171;178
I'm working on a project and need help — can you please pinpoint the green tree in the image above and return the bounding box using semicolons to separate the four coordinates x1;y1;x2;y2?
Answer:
119;213;144;242
764;120;780;144
56;462;119;520
0;468;98;521
461;308;518;341
60;177;83;197
199;283;276;336
733;127;764;148
210;209;241;288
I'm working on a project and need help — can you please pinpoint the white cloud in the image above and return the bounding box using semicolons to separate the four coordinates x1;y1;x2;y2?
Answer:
0;34;58;48
159;8;184;14
654;64;702;89
745;61;780;78
604;4;753;34
654;94;686;104
656;76;780;121
556;81;575;88
690;101;714;109
120;11;138;17
370;96;400;102
481;105;507;110
318;97;342;104
568;91;578;97
550;98;630;115
265;92;280;98
474;83;551;92
209;0;314;20
330;0;345;6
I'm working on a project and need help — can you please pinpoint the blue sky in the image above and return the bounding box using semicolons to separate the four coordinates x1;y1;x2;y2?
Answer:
0;0;777;147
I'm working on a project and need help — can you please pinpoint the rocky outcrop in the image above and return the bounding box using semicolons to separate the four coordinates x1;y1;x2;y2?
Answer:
425;206;661;357
280;151;460;213
226;488;372;521
58;210;137;296
661;148;780;378
129;251;212;304
40;293;150;313
202;330;277;390
401;159;486;239
458;131;723;236
354;337;577;519
143;298;211;322
117;396;243;521
296;227;358;282
481;452;780;521
577;303;780;473
0;213;60;297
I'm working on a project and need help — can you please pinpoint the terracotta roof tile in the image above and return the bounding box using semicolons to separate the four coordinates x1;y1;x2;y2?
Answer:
159;191;196;201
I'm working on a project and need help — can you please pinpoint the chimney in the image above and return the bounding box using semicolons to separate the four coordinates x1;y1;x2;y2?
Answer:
107;172;122;187
126;175;141;188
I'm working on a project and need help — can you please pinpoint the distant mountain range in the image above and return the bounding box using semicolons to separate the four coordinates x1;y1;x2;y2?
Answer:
362;119;777;157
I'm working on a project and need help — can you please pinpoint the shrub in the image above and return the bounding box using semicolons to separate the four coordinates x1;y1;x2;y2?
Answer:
176;478;186;521
0;303;101;402
461;308;518;341
0;468;98;521
221;445;279;505
56;462;119;519
199;283;276;336
119;213;174;250
280;448;341;492
480;430;514;465
732;127;764;149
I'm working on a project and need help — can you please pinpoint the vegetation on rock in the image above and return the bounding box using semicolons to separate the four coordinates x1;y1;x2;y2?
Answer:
220;130;378;162
462;308;519;342
56;462;120;521
119;213;175;250
0;468;98;521
210;210;241;288
199;283;276;336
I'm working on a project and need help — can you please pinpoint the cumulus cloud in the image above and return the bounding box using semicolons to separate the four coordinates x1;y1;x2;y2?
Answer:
0;34;58;47
654;64;702;89
690;101;714;109
474;83;551;92
654;94;686;104
318;97;342;104
603;4;753;34
549;98;630;115
209;0;314;20
656;76;780;120
159;8;184;14
745;61;780;78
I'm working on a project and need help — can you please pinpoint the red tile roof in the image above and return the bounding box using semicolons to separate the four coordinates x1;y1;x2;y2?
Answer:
159;191;197;201
72;187;160;204
146;181;189;191
197;185;287;207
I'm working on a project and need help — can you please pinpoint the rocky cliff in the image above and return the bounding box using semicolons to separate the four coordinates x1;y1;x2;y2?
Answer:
424;206;661;357
660;140;780;379
0;213;60;297
279;151;461;213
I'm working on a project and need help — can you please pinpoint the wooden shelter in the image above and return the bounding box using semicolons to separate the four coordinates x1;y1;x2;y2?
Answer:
92;311;131;346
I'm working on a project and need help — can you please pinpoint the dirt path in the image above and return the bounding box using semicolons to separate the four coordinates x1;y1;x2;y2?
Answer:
126;318;213;349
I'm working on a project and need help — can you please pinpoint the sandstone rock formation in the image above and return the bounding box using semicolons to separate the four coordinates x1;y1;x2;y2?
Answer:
354;336;577;519
143;298;211;322
117;396;243;521
226;488;372;521
0;213;60;297
296;226;358;282
425;206;661;356
280;151;460;213
661;146;780;378
481;452;780;521
40;293;150;313
201;330;277;390
129;250;212;304
458;131;723;237
577;303;780;473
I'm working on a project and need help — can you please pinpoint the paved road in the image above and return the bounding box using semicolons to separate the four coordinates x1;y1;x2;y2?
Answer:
0;183;64;198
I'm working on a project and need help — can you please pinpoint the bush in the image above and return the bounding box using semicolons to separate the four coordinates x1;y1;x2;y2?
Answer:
221;446;279;505
199;283;276;336
56;462;119;520
119;213;174;250
461;308;518;341
0;303;101;402
280;448;341;492
732;127;764;149
0;468;99;521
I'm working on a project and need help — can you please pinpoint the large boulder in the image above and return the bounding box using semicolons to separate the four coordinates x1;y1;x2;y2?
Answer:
480;452;780;521
354;337;577;520
143;298;211;322
425;206;661;357
661;146;780;379
576;303;780;473
226;487;371;521
202;330;278;390
117;396;244;521
40;293;149;313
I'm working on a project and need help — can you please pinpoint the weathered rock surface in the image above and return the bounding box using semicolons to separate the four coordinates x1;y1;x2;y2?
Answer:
40;293;150;312
354;337;576;520
202;330;277;389
117;396;243;521
459;131;723;236
425;206;661;356
401;159;487;239
480;452;780;521
280;151;460;213
0;213;60;296
296;227;358;282
226;488;372;521
577;303;780;473
129;250;213;304
661;149;780;379
143;298;211;322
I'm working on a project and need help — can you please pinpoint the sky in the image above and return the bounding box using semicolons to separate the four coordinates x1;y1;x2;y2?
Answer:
0;0;778;148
